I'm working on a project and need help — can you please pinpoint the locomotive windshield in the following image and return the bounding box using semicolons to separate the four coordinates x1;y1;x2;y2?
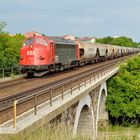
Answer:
36;38;48;46
23;38;33;46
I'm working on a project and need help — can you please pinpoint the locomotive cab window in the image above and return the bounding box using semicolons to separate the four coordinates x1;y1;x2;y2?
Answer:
23;38;33;46
36;38;48;46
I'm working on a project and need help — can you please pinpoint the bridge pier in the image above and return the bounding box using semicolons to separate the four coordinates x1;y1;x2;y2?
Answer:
95;82;108;136
73;94;95;139
72;82;108;139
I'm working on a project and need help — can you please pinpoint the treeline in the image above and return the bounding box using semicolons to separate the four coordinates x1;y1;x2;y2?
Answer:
0;33;24;68
96;36;139;48
106;55;140;126
0;22;24;68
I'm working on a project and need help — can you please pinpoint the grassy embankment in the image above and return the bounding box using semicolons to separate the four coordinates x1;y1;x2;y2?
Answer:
3;123;140;140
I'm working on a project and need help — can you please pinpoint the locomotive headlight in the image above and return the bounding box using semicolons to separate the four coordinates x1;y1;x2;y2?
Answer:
30;45;33;48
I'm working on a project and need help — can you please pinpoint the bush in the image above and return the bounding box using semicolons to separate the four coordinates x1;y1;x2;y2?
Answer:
0;33;24;68
106;55;140;126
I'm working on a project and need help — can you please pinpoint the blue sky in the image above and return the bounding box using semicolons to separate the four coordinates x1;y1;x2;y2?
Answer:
1;0;140;41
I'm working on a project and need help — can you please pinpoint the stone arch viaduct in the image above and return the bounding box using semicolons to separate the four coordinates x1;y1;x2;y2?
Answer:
0;65;119;140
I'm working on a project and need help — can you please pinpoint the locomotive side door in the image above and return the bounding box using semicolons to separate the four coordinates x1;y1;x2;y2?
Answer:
50;43;55;64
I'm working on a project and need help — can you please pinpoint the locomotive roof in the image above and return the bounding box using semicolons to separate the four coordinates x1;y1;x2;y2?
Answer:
47;36;76;45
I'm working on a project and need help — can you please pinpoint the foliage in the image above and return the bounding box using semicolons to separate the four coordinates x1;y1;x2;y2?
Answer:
96;36;114;44
0;33;24;68
0;21;25;68
4;124;140;140
96;36;138;48
0;21;7;34
106;55;140;126
4;123;91;140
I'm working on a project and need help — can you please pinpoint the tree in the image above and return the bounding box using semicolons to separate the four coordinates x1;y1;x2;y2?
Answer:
96;36;114;44
96;36;138;48
106;56;140;126
0;21;25;68
0;21;7;34
0;33;24;67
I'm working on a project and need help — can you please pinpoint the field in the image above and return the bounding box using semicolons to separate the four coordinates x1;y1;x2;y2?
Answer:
3;123;140;140
97;125;140;140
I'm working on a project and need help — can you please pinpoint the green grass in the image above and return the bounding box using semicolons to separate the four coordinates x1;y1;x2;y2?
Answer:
97;125;140;140
3;123;91;140
2;124;140;140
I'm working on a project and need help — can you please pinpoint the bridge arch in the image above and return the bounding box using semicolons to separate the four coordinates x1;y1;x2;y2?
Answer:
73;94;95;138
95;82;108;136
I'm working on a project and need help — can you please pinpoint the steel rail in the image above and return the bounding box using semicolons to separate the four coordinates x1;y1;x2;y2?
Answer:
0;55;128;112
0;77;36;89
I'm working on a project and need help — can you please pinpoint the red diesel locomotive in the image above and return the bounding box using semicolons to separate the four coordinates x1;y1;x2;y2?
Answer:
20;32;80;76
20;32;139;77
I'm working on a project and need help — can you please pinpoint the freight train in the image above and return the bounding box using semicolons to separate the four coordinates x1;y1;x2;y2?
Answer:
20;32;139;77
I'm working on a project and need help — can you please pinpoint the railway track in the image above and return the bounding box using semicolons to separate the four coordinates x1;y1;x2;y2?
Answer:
0;57;122;99
0;60;113;90
0;54;136;124
0;68;79;90
0;77;36;89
